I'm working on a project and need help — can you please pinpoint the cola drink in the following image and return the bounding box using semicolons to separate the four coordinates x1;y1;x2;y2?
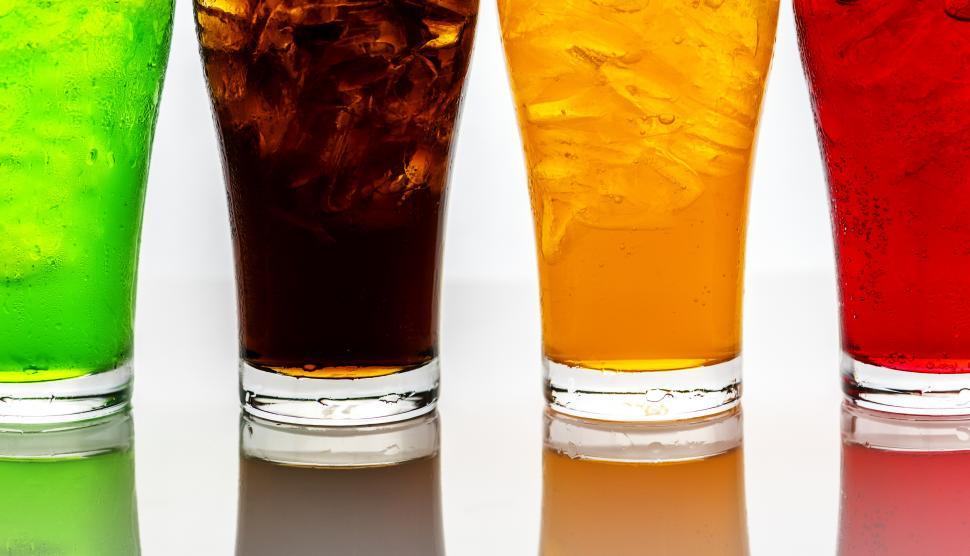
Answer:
195;0;477;423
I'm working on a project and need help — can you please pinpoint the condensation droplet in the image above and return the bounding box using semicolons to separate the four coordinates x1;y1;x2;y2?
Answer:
646;389;667;402
958;388;970;404
658;113;676;125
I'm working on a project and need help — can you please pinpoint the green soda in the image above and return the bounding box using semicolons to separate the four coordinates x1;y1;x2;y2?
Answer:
0;0;174;381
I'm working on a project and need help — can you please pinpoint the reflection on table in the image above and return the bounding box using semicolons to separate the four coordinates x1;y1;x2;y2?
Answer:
0;411;139;555
236;411;443;556
541;407;748;556
839;403;970;555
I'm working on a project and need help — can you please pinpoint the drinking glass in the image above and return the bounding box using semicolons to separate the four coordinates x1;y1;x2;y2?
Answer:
542;407;747;555
237;411;442;555
839;403;970;555
0;1;174;422
195;0;478;425
0;411;140;555
499;0;779;420
795;1;970;414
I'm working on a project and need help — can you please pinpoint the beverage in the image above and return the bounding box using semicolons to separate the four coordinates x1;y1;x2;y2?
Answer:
195;0;478;424
542;408;748;555
795;1;970;413
499;0;779;419
839;403;970;555
0;412;139;555
237;412;442;555
0;0;174;420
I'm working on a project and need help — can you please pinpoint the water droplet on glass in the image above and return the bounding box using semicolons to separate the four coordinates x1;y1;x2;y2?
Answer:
958;388;970;404
646;389;667;402
379;394;402;404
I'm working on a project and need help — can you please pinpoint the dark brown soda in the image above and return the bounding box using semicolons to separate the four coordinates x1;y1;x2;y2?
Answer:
195;0;477;373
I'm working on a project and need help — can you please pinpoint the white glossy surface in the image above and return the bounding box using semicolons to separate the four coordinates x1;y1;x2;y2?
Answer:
130;273;843;555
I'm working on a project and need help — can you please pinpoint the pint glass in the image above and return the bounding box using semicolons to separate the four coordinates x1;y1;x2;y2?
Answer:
499;0;779;419
0;1;174;421
795;1;970;413
195;1;478;424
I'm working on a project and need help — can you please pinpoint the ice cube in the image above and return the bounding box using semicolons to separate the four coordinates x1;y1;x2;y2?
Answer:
946;0;970;21
196;8;250;52
423;19;463;48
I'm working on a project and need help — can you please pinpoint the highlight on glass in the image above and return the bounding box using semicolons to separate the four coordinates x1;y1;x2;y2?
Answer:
499;0;780;420
237;411;443;556
839;403;970;555
0;411;140;555
541;407;748;556
194;0;479;425
795;1;970;414
0;0;175;422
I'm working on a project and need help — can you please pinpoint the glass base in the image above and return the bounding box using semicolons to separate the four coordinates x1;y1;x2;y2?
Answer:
240;359;439;426
843;354;970;416
544;356;741;422
0;363;132;424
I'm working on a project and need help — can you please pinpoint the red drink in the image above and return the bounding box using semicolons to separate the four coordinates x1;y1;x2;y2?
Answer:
795;1;970;411
839;404;970;555
796;0;970;372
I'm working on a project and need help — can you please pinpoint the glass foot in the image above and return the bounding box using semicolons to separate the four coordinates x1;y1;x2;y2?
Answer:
240;359;439;426
544;356;741;422
843;354;970;416
0;363;132;424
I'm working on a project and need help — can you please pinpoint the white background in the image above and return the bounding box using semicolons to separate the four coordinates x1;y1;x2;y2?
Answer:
131;1;845;554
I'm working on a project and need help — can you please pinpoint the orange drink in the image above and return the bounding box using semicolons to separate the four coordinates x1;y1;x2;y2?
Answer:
499;0;779;419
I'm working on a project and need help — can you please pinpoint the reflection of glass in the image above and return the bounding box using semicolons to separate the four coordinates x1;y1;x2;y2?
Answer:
795;2;970;414
0;412;140;555
541;408;748;555
839;403;970;555
194;1;479;425
0;1;174;422
498;0;779;421
237;412;443;556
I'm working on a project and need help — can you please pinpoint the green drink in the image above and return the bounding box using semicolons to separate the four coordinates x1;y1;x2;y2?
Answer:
0;412;139;555
0;1;173;420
